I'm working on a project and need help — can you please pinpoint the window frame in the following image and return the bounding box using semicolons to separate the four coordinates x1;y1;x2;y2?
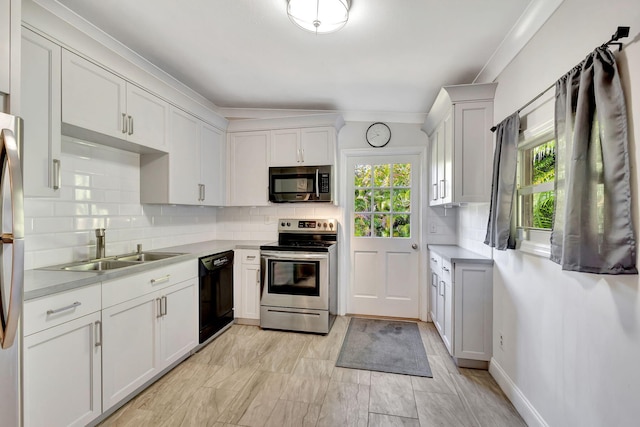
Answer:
515;119;555;257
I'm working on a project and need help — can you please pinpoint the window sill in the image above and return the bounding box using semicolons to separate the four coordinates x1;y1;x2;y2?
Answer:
517;239;551;258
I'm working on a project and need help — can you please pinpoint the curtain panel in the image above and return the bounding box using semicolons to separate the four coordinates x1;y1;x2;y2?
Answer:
485;113;520;250
552;47;637;274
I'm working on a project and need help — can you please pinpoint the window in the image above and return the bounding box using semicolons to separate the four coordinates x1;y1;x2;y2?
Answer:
516;127;556;255
353;163;411;238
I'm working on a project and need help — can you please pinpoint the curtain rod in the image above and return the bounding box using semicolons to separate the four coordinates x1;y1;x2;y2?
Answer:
490;26;631;132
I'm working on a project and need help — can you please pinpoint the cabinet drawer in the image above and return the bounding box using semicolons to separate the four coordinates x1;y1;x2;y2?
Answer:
441;259;452;282
429;252;442;273
241;250;260;265
24;283;101;336
102;260;197;308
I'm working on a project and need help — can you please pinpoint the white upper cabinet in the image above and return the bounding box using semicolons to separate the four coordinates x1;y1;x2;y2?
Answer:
21;28;62;197
423;83;497;206
168;107;200;205
270;126;335;166
62;49;126;139
140;107;226;206
125;83;170;152
227;131;270;206
200;122;225;206
61;50;170;152
0;0;10;95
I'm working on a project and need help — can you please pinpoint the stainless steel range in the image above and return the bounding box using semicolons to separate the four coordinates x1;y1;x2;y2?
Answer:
260;218;338;334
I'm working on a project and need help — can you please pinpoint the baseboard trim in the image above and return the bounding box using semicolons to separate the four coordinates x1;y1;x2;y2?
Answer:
489;358;549;427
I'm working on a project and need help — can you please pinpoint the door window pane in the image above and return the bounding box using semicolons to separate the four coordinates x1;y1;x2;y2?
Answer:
353;162;412;238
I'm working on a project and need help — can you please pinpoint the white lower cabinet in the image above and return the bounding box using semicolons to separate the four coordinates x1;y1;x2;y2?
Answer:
101;261;198;411
23;285;102;427
233;249;261;322
429;248;493;365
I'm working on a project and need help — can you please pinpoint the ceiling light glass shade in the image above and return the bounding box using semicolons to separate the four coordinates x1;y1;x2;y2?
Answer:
287;0;350;34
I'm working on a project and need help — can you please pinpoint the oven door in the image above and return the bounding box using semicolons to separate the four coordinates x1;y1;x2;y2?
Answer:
261;251;329;310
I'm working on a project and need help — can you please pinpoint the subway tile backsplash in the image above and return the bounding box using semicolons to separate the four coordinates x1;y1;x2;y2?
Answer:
24;137;218;269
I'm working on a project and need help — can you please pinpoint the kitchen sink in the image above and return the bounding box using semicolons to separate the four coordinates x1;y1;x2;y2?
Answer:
115;252;185;262
60;260;142;271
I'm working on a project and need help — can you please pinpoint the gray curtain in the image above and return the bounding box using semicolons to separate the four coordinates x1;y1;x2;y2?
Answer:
551;47;637;274
485;113;520;250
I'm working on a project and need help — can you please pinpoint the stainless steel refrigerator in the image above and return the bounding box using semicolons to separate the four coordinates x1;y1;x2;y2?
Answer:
0;111;25;427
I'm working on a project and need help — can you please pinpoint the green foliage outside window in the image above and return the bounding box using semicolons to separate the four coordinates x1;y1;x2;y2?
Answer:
354;163;411;238
531;141;555;229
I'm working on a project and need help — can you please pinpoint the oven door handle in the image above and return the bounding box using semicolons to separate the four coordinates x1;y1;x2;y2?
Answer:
261;251;329;260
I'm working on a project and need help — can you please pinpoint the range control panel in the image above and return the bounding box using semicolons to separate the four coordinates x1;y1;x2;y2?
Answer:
278;218;337;233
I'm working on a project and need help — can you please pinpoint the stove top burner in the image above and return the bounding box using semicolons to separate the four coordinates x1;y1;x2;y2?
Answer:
261;218;338;253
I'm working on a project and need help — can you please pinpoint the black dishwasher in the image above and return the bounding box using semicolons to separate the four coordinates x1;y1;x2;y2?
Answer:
199;251;234;344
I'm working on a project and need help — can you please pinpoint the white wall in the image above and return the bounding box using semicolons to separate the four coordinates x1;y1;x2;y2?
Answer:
24;136;219;269
459;1;640;425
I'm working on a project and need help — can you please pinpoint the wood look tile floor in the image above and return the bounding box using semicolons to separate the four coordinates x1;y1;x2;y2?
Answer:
99;317;526;427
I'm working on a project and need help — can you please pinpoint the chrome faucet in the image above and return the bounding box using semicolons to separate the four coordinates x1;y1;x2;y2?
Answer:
95;228;106;259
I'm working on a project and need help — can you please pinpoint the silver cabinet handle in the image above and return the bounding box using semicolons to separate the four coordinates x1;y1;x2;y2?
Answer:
440;180;445;198
128;115;133;135
163;295;168;316
0;128;24;349
440;281;445;297
443;266;450;273
94;320;102;347
156;297;162;318
47;301;81;315
431;272;437;287
201;184;205;202
122;113;127;134
151;274;170;285
52;159;61;190
430;257;438;263
256;269;260;284
246;255;256;260
315;168;319;198
297;148;301;163
300;148;304;163
432;183;438;200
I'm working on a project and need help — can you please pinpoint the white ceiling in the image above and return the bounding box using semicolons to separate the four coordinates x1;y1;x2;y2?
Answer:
54;0;534;118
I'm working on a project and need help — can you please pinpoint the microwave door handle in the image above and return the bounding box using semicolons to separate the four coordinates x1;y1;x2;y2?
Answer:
0;128;25;350
315;169;319;198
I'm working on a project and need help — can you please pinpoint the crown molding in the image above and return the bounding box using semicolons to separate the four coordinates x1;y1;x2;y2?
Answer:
474;0;565;84
219;107;427;125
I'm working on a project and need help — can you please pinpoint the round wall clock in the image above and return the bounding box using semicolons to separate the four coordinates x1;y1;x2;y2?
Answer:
366;122;391;148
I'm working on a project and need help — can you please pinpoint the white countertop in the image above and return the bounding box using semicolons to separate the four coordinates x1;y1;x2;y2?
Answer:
25;240;272;301
427;244;494;264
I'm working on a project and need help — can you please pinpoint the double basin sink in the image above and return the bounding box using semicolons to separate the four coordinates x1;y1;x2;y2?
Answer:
50;252;186;272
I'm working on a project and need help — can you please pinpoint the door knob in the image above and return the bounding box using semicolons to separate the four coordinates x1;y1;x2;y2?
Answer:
412;243;419;250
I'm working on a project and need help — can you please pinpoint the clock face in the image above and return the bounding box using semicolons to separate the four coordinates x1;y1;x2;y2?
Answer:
366;122;391;147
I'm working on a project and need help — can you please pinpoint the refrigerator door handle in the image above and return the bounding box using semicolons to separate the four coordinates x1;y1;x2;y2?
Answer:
0;128;25;350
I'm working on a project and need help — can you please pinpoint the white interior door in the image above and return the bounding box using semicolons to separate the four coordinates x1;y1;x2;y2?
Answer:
347;155;421;318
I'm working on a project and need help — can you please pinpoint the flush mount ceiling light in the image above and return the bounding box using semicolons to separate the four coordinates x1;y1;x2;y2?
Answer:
287;0;350;34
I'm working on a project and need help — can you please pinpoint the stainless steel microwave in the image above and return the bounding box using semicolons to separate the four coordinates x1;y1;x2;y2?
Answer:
269;166;332;203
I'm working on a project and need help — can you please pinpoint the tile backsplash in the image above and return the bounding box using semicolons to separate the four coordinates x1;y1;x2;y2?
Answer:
24;137;219;269
457;203;492;257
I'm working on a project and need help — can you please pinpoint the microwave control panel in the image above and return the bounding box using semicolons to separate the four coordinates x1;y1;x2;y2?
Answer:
319;173;330;193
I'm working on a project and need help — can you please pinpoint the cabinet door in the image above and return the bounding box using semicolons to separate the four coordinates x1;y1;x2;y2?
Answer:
241;264;261;320
21;29;62;197
159;279;198;368
300;127;334;165
0;0;9;94
429;271;438;322
169;107;200;205
102;294;158;411
453;101;494;203
453;263;493;360
126;84;169;152
429;133;438;206
442;278;453;354
200;122;225;206
24;312;102;427
228;131;270;206
62;50;126;139
270;128;300;166
435;277;445;337
436;112;453;205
